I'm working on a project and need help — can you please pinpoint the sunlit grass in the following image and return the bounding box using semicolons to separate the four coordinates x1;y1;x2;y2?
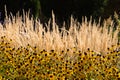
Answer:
0;12;119;52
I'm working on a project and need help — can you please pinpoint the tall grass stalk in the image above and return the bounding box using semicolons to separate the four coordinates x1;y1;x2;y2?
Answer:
0;12;119;53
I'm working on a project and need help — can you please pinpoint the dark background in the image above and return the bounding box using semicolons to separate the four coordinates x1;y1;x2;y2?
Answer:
0;0;120;25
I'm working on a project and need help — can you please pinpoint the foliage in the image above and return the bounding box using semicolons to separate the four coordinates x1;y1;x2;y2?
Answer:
92;0;108;18
1;0;120;23
0;0;41;19
40;0;119;23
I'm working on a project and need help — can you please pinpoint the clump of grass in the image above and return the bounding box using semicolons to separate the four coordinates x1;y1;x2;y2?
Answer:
0;12;119;53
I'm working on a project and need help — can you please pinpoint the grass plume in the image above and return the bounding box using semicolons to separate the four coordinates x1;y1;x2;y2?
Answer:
0;12;119;53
